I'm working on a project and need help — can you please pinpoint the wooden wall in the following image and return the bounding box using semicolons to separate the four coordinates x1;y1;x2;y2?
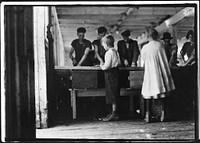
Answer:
4;6;35;140
51;7;65;66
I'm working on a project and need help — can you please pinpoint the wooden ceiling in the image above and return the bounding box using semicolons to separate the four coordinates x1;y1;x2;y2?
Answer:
55;6;194;47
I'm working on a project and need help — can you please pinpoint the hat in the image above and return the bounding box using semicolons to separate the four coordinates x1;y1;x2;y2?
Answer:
121;30;131;37
161;32;173;40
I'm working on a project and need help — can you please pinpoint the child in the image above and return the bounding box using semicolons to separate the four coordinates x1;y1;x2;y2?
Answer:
141;28;175;122
100;35;121;121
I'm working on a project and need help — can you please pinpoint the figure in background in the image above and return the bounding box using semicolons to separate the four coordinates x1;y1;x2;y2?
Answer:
179;30;196;115
117;30;140;67
100;35;121;121
117;30;140;88
141;28;175;122
180;30;195;67
161;32;178;67
91;27;107;119
69;27;93;66
93;27;107;65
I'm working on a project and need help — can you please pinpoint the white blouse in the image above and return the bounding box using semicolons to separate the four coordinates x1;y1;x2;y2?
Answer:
101;48;121;70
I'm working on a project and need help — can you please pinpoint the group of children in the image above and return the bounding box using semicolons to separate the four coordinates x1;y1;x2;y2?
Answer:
69;27;195;122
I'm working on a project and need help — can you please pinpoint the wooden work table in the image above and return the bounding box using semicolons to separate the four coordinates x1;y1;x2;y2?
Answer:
55;66;144;119
54;66;196;120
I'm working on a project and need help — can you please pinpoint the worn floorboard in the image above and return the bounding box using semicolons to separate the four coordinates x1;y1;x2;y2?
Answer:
36;119;194;139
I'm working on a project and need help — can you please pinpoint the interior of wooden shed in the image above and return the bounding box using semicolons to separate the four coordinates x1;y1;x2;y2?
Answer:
2;2;198;141
35;5;196;139
51;6;195;67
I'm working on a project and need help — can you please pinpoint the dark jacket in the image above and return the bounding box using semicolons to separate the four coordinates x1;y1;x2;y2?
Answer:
117;39;140;66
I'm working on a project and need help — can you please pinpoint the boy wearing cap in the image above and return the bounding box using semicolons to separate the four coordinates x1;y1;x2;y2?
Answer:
69;27;93;66
161;32;178;67
117;30;140;67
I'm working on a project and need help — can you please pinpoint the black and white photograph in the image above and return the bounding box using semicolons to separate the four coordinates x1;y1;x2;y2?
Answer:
1;1;199;142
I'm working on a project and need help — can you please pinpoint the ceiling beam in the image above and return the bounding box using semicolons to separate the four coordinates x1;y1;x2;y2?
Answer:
155;7;194;33
109;7;137;33
137;7;194;44
58;14;120;21
56;6;183;15
56;6;128;15
58;14;167;21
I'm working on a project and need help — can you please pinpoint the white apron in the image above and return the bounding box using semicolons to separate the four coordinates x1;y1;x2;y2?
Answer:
141;40;175;99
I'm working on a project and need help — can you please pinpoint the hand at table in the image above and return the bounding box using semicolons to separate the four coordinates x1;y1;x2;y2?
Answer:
72;59;78;66
124;60;129;67
179;62;187;67
131;62;137;67
100;63;104;69
95;64;100;67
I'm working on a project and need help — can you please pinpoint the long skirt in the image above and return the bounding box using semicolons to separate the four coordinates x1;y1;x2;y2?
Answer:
104;67;120;104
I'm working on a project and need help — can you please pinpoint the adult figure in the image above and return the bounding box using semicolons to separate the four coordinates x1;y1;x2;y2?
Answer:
180;30;195;67
69;27;93;66
93;27;107;65
161;32;178;67
117;30;140;67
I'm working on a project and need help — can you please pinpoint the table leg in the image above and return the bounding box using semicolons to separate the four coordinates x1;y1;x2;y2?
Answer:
129;95;134;113
70;90;77;119
140;96;145;118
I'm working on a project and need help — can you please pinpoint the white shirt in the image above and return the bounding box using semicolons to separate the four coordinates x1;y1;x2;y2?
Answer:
101;48;121;70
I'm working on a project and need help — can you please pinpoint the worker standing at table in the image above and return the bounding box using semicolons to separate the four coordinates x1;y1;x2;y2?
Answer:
141;28;175;122
161;32;178;67
180;30;195;67
93;27;107;65
69;27;93;66
117;30;140;88
100;35;121;121
179;30;196;115
117;29;140;67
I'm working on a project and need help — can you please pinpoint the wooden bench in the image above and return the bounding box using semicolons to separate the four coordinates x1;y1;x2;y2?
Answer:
69;88;140;119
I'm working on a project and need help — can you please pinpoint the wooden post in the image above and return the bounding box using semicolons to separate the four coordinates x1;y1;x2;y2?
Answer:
34;7;48;129
197;19;200;140
46;6;57;127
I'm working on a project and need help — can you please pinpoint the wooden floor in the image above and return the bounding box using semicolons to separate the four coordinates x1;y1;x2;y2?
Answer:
36;118;195;140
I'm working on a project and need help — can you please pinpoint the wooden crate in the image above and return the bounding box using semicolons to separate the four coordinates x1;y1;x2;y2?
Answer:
129;71;144;89
72;70;98;89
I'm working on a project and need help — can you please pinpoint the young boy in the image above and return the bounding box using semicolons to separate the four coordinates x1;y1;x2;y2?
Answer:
100;35;121;121
69;27;93;66
93;26;107;65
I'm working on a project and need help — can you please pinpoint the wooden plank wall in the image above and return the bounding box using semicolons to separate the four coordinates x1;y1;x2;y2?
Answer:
4;6;35;140
51;7;65;66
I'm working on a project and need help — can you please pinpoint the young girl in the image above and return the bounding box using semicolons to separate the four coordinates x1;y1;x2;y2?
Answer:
100;35;121;121
141;28;175;122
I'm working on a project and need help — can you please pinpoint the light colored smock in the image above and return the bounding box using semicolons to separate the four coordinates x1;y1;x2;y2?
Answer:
141;40;175;99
